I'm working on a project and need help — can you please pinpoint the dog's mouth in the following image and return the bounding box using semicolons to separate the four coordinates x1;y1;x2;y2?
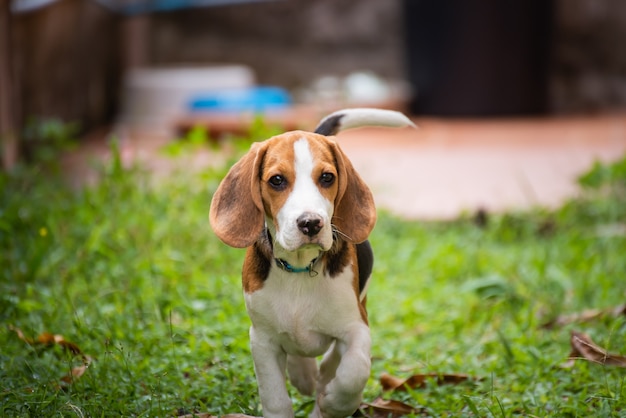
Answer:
273;227;333;253
297;242;325;251
280;240;326;253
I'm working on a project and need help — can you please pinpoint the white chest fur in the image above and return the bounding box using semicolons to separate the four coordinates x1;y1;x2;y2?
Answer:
244;263;363;357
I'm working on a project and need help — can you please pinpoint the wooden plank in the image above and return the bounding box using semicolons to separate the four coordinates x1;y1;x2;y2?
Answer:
0;0;17;170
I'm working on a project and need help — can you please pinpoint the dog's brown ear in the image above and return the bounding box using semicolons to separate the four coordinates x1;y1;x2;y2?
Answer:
330;141;376;243
210;142;267;248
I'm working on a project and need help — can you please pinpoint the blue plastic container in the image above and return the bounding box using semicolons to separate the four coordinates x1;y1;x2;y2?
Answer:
188;86;292;113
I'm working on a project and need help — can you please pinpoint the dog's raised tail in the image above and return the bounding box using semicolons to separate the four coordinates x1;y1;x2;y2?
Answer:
314;108;416;136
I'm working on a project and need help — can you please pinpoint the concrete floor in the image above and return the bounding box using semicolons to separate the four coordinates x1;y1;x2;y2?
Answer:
338;114;626;219
65;113;626;220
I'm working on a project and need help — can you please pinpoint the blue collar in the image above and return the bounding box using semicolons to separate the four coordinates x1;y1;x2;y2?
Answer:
274;257;319;276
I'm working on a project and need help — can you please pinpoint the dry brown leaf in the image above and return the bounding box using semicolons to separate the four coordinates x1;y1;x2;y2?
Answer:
563;330;626;368
9;326;84;355
9;325;33;343
9;325;92;386
380;372;474;392
542;304;626;329
358;397;424;418
60;355;93;385
37;332;83;355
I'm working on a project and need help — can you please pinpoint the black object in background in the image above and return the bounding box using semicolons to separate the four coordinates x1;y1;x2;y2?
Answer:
403;0;553;117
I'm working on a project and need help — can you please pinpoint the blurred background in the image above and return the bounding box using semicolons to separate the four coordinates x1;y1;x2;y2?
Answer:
4;3;626;415
2;0;626;216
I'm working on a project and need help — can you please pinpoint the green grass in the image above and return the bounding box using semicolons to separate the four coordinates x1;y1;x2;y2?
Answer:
1;139;626;417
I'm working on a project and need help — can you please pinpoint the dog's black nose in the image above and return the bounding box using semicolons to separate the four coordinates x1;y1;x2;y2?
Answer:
297;213;323;237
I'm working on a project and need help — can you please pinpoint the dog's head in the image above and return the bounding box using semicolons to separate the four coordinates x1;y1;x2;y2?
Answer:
209;131;376;252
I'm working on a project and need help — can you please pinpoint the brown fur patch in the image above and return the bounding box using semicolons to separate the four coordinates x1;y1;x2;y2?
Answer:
242;230;273;293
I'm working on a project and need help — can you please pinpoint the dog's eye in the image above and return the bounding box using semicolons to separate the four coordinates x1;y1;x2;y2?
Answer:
268;175;286;189
319;172;335;187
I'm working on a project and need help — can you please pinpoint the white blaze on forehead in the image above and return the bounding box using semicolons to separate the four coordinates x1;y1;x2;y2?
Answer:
294;138;314;178
289;138;331;214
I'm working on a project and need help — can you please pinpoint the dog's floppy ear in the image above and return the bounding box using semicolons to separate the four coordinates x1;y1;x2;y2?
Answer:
210;142;267;248
330;140;376;243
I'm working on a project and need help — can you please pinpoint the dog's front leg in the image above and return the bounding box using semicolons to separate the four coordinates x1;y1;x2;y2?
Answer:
312;324;371;418
249;326;293;418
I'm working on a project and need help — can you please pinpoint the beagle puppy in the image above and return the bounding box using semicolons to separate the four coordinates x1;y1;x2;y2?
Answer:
209;108;414;418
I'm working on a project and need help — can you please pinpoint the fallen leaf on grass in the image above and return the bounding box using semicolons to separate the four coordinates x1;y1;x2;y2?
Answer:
357;397;425;417
37;332;84;355
9;325;83;354
541;304;626;329
380;372;476;391
562;330;626;368
59;355;93;384
9;325;92;386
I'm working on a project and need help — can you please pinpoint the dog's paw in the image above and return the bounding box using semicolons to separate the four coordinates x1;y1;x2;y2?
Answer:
311;390;361;418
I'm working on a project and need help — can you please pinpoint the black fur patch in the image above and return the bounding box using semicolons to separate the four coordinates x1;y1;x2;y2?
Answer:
314;114;345;136
253;230;273;281
356;240;373;294
325;239;349;278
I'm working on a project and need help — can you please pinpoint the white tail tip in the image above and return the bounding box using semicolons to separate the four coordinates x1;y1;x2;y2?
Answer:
314;108;416;136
